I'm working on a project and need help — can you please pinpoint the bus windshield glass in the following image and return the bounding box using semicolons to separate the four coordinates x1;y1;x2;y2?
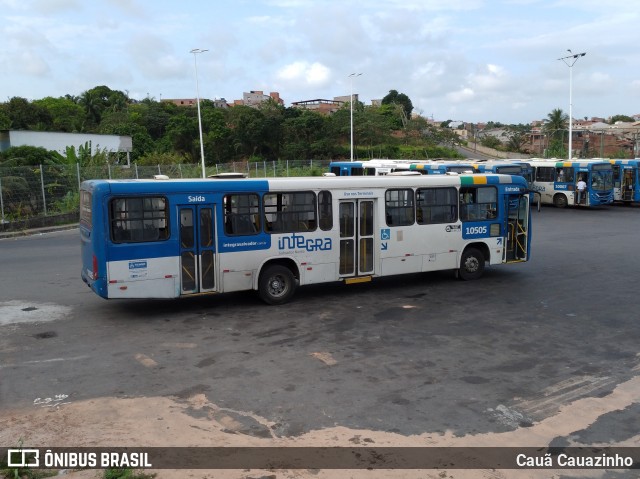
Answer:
591;166;613;191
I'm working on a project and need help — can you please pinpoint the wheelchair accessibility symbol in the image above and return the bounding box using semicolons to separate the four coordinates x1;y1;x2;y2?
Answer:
380;228;391;240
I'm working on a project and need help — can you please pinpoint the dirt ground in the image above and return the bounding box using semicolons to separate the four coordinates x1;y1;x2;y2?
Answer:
2;374;639;479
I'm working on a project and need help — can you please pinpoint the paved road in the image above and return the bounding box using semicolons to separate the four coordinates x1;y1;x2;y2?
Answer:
1;205;639;445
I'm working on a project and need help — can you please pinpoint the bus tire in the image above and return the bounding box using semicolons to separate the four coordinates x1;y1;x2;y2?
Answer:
553;194;568;208
258;265;297;305
458;248;485;281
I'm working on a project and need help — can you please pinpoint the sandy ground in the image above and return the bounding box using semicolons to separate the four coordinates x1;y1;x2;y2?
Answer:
1;374;639;479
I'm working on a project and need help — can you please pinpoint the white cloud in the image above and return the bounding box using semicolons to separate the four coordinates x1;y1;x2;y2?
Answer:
276;61;331;87
446;87;475;103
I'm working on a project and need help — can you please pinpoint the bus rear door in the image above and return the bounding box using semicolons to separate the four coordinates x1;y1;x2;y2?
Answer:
339;199;376;282
178;204;218;295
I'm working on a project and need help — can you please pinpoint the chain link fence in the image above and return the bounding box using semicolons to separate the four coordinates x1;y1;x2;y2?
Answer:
0;159;331;230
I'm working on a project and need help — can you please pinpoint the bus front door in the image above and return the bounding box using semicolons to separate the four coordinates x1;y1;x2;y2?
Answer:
179;205;217;295
504;195;529;263
622;169;635;202
339;200;376;281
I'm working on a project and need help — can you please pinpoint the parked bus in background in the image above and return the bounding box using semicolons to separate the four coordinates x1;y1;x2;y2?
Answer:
609;159;640;204
328;159;477;176
473;160;536;204
328;159;417;176
407;160;477;175
473;160;533;186
80;174;532;305
529;158;614;208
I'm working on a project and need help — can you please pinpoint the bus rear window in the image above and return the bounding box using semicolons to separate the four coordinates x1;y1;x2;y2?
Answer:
110;196;169;243
80;190;92;227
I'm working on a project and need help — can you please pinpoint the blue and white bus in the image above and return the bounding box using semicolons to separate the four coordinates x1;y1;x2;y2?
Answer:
328;159;477;176
329;159;422;176
473;160;533;186
407;160;477;175
609;159;640;204
529;159;614;207
80;174;532;304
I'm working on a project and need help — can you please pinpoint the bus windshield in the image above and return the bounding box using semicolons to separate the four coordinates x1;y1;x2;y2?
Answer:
591;168;613;191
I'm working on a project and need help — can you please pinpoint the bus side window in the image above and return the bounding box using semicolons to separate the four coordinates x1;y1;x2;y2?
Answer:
385;188;414;226
416;187;457;224
536;167;554;182
460;187;496;221
318;191;333;231
224;193;260;236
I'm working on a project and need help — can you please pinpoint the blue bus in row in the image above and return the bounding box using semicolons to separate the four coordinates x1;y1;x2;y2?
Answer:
80;174;532;304
609;159;640;204
329;159;479;176
528;159;614;207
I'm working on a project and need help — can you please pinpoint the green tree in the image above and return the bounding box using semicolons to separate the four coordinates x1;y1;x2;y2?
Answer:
281;110;331;161
480;136;502;149
0;106;11;129
381;90;413;125
543;108;569;158
504;124;531;153
226;105;267;159
79;85;130;129
4;97;52;130
609;114;634;124
163;113;199;160
201;104;232;164
0;145;53;165
543;108;568;140
33;96;84;132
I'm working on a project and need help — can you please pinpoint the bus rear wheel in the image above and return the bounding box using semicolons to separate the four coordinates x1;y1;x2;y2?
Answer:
553;194;568;208
458;248;485;280
258;264;297;305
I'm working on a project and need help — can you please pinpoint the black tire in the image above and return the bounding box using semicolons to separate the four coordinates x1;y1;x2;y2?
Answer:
553;194;568;208
258;265;297;305
458;248;485;280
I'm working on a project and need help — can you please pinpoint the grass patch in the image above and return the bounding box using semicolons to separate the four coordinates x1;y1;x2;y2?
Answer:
103;469;156;479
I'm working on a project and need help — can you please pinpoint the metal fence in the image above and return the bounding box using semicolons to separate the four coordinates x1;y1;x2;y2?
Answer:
0;159;331;225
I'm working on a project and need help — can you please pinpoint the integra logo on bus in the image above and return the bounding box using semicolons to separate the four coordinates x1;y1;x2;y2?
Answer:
278;233;332;252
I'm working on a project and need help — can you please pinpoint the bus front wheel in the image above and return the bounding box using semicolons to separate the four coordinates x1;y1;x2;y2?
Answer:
258;265;297;305
459;248;485;280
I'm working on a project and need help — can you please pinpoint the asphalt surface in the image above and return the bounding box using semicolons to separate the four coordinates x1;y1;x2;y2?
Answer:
1;205;639;445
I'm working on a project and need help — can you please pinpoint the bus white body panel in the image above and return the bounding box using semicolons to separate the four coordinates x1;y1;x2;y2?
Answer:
80;174;532;304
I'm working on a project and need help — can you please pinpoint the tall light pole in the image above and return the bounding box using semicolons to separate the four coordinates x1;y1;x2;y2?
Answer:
349;73;362;162
191;48;208;178
558;49;586;160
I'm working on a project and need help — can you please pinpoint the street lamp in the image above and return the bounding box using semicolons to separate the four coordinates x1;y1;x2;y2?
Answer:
190;48;208;178
349;73;362;162
558;49;586;160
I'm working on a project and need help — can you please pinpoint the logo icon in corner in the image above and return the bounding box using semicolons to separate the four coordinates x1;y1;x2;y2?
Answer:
7;449;39;468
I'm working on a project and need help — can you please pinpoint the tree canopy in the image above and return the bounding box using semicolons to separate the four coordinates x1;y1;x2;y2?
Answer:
0;85;465;166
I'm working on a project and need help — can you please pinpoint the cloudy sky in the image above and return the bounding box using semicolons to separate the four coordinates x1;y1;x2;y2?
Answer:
1;0;638;124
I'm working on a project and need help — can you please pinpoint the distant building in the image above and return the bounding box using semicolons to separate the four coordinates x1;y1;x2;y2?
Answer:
0;130;133;165
236;91;283;109
291;94;359;115
527;120;640;158
291;98;345;115
162;98;229;108
162;98;197;107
